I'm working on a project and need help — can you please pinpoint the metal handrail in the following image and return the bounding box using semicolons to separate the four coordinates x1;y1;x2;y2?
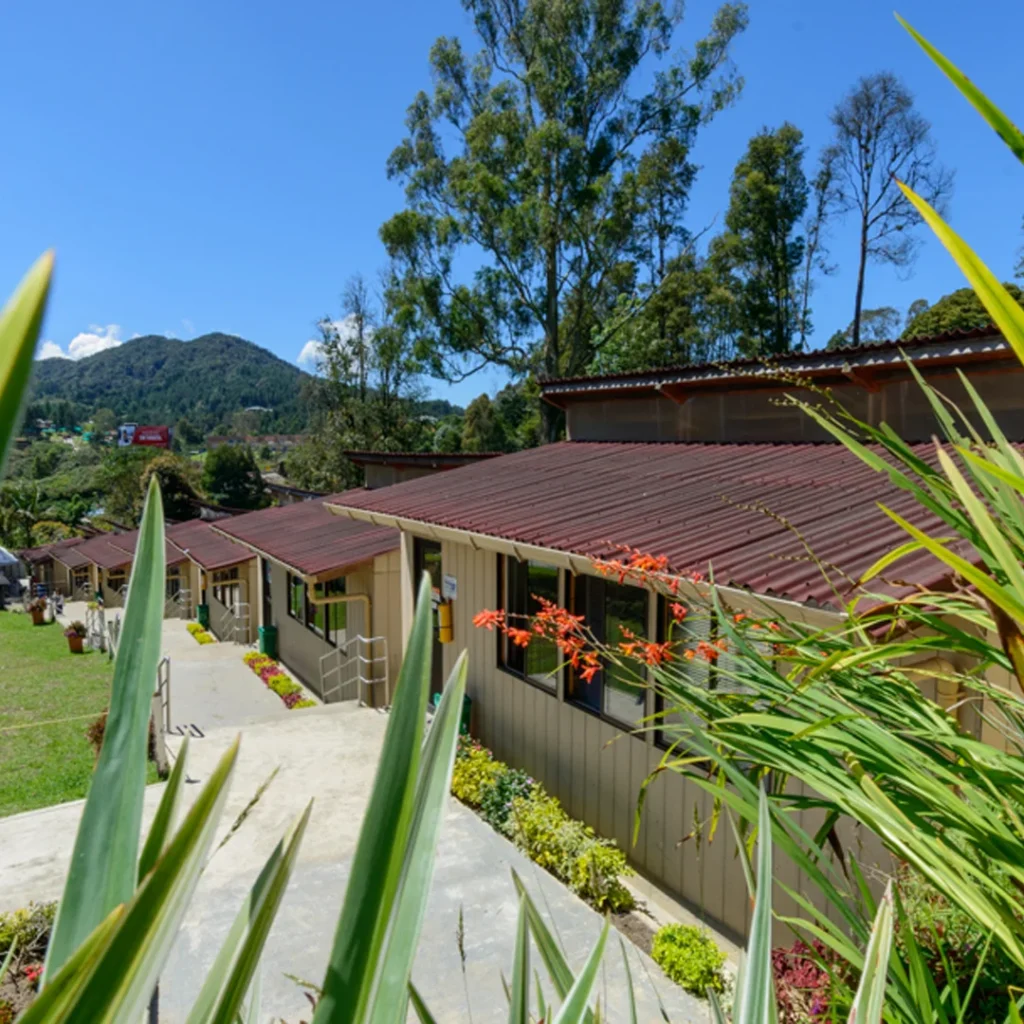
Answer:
319;634;390;707
156;656;171;732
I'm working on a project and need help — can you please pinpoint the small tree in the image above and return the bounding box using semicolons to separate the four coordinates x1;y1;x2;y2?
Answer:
140;454;202;521
202;445;267;510
901;284;1024;338
709;122;809;355
827;72;953;346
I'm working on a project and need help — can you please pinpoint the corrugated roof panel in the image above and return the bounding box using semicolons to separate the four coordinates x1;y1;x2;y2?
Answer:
167;519;254;571
212;498;399;577
327;441;963;610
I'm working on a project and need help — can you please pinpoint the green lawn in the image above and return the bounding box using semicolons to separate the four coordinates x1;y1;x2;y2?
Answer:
0;611;155;817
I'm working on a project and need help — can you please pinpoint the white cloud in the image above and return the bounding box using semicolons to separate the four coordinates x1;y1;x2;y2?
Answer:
37;324;124;361
297;339;323;369
297;316;368;372
37;340;69;360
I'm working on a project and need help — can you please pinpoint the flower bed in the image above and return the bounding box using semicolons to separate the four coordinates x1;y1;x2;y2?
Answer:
452;735;634;912
242;652;317;709
186;621;216;645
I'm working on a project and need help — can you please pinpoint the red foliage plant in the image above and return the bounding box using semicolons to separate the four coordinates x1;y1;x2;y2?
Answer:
772;940;839;1023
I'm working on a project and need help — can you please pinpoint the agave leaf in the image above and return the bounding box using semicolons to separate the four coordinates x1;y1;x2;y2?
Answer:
619;937;638;1024
241;963;262;1024
896;14;1024;164
507;896;531;1024
369;652;469;1022
17;906;126;1024
550;918;609;1024
511;869;596;1024
896;181;1024;367
847;882;894;1024
0;252;53;473
408;981;439;1024
312;573;435;1024
44;475;168;982
60;738;240;1022
202;802;313;1024
0;940;14;987
139;736;190;881
732;788;776;1024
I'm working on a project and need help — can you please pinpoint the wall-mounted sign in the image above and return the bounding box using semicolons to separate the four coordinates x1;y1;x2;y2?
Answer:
442;573;458;600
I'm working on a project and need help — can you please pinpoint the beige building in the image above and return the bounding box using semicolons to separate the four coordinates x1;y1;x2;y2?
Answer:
212;500;402;703
322;328;1023;940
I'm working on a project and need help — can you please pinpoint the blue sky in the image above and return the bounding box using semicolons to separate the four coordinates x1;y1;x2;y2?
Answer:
2;0;1023;405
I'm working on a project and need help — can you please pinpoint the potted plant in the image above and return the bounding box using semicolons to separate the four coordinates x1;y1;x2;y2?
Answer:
27;596;47;626
64;620;87;653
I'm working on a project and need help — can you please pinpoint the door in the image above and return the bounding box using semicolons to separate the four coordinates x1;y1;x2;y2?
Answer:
261;558;273;627
413;538;444;697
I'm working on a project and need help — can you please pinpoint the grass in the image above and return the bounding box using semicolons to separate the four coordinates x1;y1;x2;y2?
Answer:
0;610;157;817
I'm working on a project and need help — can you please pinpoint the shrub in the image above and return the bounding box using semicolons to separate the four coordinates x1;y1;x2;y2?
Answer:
502;789;568;873
0;902;55;961
772;939;837;1023
268;676;301;698
195;631;215;644
479;765;533;830
186;621;203;635
63;620;86;639
651;924;726;996
565;831;634;912
451;743;503;806
291;698;317;709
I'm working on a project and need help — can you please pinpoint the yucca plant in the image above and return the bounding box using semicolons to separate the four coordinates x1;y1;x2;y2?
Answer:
0;257;620;1022
638;15;1024;1022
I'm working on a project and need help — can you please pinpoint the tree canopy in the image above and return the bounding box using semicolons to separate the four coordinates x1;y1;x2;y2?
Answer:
202;444;268;510
381;0;748;438
902;284;1023;338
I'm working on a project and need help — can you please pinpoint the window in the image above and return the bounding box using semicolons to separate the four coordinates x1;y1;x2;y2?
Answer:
288;572;347;646
212;567;240;610
309;577;347;645
165;566;182;599
497;556;559;690
288;573;305;620
567;575;649;724
106;570;127;597
653;597;768;748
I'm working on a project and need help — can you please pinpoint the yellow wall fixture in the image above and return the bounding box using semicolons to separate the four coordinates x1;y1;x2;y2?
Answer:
438;600;454;644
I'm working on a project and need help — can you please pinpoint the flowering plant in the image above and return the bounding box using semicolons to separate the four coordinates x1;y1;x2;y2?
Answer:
63;620;87;639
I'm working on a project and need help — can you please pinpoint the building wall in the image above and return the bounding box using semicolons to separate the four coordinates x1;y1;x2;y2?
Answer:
564;365;1024;444
363;465;445;490
415;533;890;943
206;559;256;643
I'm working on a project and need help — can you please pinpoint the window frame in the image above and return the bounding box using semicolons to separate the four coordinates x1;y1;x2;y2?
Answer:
495;554;560;694
567;574;650;727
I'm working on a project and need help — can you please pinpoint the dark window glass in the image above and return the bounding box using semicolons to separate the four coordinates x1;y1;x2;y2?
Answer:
568;576;648;723
288;574;304;620
497;556;559;690
310;577;347;645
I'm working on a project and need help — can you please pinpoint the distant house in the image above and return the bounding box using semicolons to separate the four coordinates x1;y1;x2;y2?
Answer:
212;501;401;701
343;450;501;490
321;327;1024;940
167;519;256;639
20;536;85;596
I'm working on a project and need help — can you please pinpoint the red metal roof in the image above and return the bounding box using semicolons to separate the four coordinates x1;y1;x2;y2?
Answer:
211;498;399;578
540;327;1006;394
326;441;960;610
52;545;93;569
167;519;254;571
19;536;85;563
72;530;187;570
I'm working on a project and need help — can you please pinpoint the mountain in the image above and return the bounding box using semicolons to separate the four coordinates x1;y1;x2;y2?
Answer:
30;333;311;431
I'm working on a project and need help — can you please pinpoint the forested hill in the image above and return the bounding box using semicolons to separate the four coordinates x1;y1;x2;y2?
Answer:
31;333;311;430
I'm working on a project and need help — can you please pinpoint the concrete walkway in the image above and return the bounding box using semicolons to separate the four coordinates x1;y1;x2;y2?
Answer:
0;704;709;1022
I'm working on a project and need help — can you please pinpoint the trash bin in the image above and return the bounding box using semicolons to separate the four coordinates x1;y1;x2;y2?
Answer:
197;603;210;629
259;624;278;659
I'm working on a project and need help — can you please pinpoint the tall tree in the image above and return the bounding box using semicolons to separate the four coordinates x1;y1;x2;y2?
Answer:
709;123;808;355
828;72;953;346
901;284;1024;338
287;273;427;491
904;298;930;333
797;149;838;348
826;305;901;350
381;0;748;440
202;445;267;510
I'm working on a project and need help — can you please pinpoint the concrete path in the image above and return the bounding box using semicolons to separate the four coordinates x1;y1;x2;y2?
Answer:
0;705;709;1023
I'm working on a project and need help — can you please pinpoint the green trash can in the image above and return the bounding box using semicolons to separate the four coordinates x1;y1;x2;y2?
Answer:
259;625;278;659
197;603;210;629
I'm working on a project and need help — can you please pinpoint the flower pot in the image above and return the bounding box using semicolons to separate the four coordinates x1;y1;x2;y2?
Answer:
67;634;84;654
30;608;45;626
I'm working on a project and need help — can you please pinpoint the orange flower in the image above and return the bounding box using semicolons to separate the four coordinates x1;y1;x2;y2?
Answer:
638;639;674;666
768;621;781;633
580;663;600;683
733;612;747;623
695;640;720;663
472;609;505;631
669;602;688;622
683;649;696;661
507;627;532;648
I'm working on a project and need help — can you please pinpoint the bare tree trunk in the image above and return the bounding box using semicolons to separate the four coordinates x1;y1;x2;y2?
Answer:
543;239;560;444
852;218;869;348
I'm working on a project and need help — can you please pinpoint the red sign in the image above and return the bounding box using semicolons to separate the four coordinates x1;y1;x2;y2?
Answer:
132;425;171;448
